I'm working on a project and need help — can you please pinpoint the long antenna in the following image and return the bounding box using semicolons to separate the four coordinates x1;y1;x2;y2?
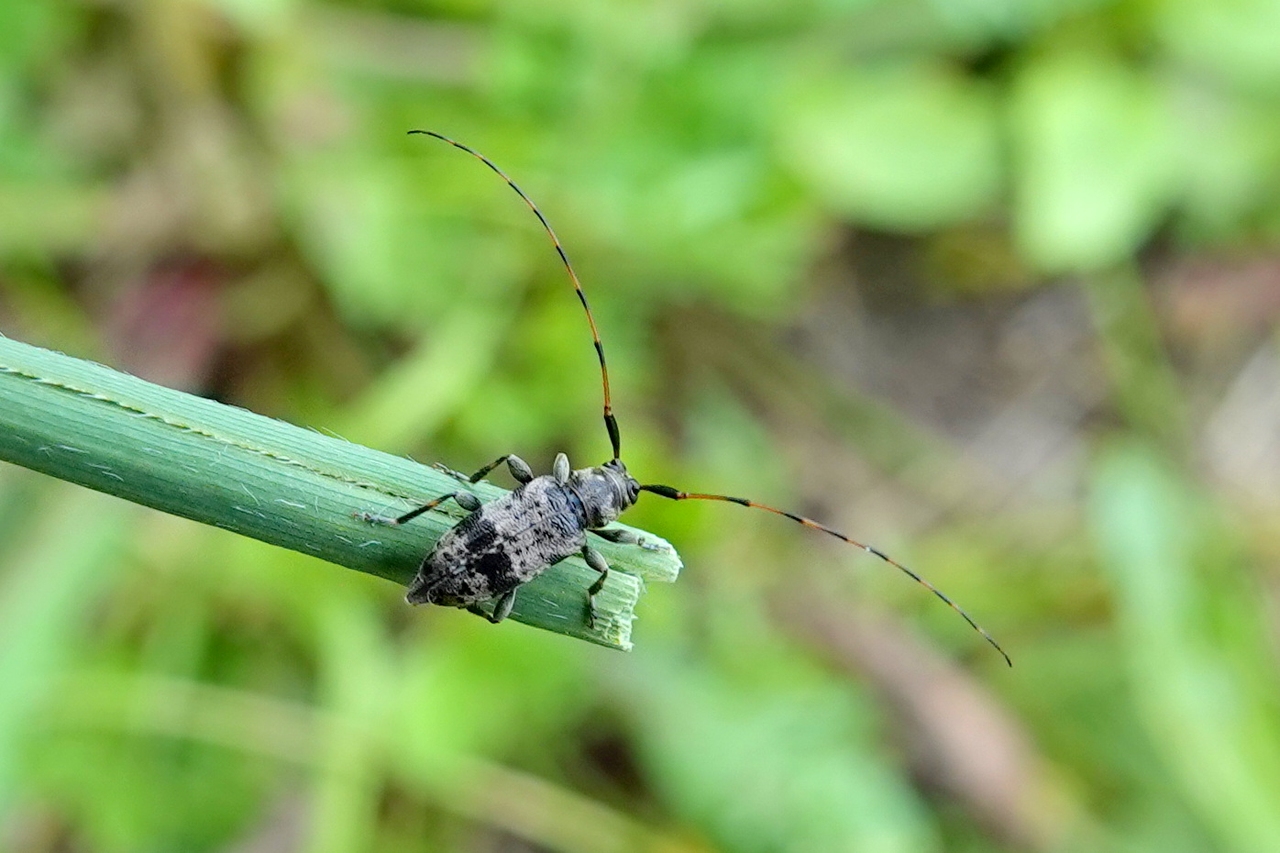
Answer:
409;130;621;460
638;484;1012;666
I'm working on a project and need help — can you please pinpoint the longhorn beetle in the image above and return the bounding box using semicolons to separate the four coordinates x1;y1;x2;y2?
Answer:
362;129;1011;666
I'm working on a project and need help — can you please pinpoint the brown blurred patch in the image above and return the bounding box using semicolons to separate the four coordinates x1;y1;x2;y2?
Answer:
103;255;225;391
775;589;1077;851
1157;254;1280;346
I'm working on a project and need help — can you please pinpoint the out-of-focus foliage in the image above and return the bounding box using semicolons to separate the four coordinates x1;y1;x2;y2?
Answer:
2;0;1279;850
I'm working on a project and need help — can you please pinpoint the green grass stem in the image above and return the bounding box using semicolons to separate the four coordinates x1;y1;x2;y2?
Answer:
0;334;681;650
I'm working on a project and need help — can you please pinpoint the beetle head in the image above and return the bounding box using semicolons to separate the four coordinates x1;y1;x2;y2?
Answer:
570;458;640;527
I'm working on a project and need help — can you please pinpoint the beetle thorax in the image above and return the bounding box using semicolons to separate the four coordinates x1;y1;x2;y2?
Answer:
567;459;640;528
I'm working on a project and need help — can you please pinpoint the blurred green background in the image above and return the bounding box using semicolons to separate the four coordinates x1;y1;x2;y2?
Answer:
3;0;1280;850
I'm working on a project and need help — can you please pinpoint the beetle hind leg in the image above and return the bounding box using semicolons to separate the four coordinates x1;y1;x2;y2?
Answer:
469;588;517;624
359;488;481;527
581;545;610;629
434;454;533;485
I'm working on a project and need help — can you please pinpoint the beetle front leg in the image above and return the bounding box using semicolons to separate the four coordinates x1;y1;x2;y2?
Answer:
592;526;667;551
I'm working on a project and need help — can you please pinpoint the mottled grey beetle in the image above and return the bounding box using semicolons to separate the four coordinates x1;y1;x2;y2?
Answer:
363;130;1010;665
371;451;645;626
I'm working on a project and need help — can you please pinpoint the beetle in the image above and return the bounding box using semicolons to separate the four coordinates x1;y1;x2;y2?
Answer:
362;130;1010;666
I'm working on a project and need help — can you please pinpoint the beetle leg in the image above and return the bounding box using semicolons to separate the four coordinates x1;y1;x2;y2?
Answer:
506;456;534;483
482;588;517;624
434;454;533;485
591;526;667;551
431;462;472;482
553;452;571;484
582;545;610;628
358;490;473;527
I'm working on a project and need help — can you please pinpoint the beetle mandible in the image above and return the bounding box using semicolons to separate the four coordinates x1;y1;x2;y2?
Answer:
362;130;1011;666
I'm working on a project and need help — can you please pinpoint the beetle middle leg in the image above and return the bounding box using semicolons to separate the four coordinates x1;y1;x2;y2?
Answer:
581;545;610;628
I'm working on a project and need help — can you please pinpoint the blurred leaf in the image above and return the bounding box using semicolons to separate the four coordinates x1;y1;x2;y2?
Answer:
0;487;129;815
1156;0;1280;89
1174;91;1280;240
0;183;105;255
927;0;1113;41
286;151;527;329
309;596;391;853
340;297;521;451
394;620;590;769
0;0;74;75
207;0;298;34
30;727;273;853
1012;50;1177;272
779;64;1001;231
633;664;939;853
1090;444;1280;853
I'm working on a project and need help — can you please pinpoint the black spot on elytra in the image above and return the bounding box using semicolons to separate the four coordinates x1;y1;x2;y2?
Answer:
475;549;514;583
